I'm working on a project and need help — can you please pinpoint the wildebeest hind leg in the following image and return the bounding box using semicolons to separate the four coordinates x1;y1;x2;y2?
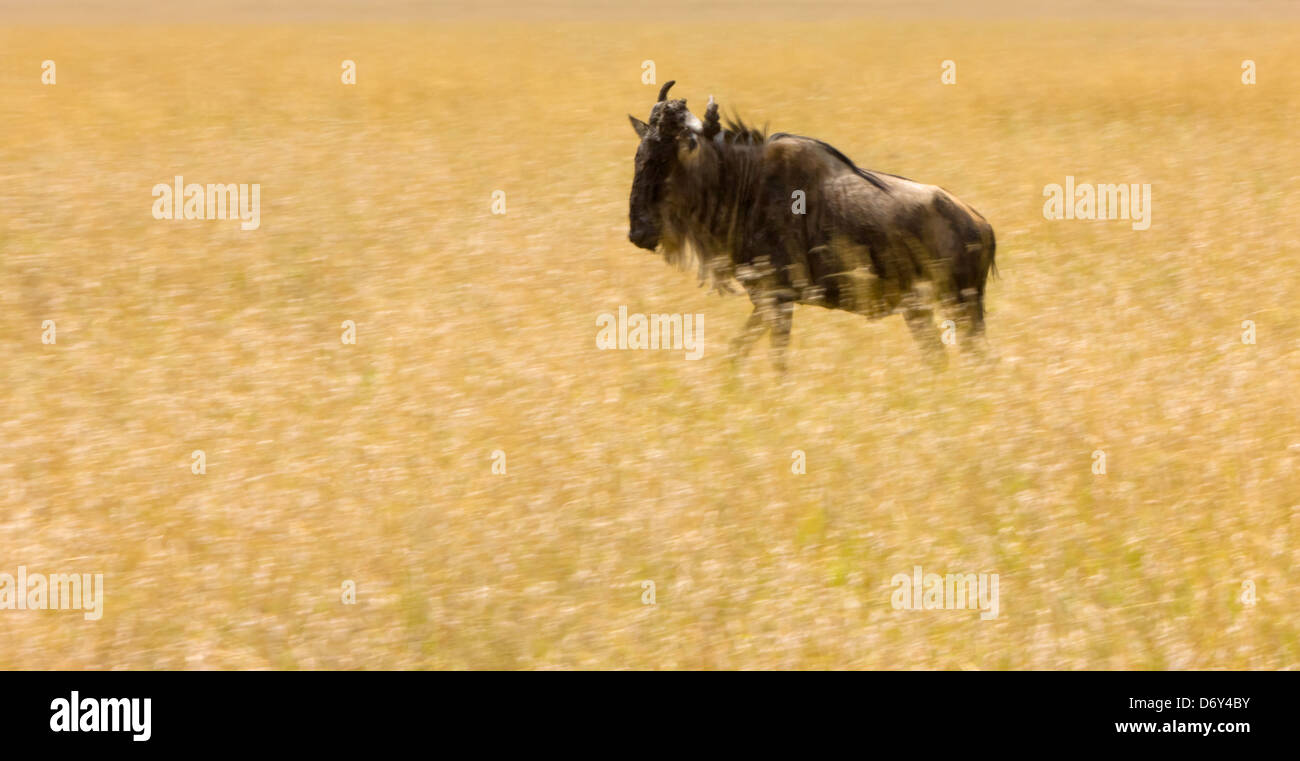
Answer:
902;301;948;371
956;291;992;361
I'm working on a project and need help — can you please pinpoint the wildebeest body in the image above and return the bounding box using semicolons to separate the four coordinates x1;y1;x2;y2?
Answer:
628;82;996;371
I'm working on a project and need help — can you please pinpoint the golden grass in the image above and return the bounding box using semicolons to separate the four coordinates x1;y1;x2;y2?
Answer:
1;14;1298;668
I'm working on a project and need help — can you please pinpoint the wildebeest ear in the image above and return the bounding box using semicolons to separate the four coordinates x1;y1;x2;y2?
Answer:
628;115;649;138
701;96;721;139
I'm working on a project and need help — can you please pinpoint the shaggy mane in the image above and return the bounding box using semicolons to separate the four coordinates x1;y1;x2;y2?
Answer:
720;114;767;145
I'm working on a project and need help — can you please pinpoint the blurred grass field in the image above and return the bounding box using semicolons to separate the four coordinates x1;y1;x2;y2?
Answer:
1;7;1298;668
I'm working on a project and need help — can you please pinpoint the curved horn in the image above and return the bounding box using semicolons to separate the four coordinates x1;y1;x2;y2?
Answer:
657;80;676;102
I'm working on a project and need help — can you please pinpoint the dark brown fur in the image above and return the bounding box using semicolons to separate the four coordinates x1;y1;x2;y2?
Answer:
628;83;996;371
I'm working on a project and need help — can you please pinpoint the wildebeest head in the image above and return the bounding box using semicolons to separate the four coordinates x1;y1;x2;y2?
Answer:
626;80;717;251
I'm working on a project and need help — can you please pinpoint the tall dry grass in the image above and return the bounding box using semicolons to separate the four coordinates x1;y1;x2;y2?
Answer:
1;13;1297;668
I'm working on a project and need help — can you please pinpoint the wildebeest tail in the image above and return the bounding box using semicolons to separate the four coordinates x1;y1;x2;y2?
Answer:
985;225;998;282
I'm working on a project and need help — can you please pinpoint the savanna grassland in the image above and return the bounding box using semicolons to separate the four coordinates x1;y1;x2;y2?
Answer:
2;3;1298;668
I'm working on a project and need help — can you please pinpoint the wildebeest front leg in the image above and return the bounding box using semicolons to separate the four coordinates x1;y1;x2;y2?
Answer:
728;308;768;364
766;297;795;374
729;288;795;374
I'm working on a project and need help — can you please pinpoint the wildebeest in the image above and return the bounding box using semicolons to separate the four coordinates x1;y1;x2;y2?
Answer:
627;81;996;371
